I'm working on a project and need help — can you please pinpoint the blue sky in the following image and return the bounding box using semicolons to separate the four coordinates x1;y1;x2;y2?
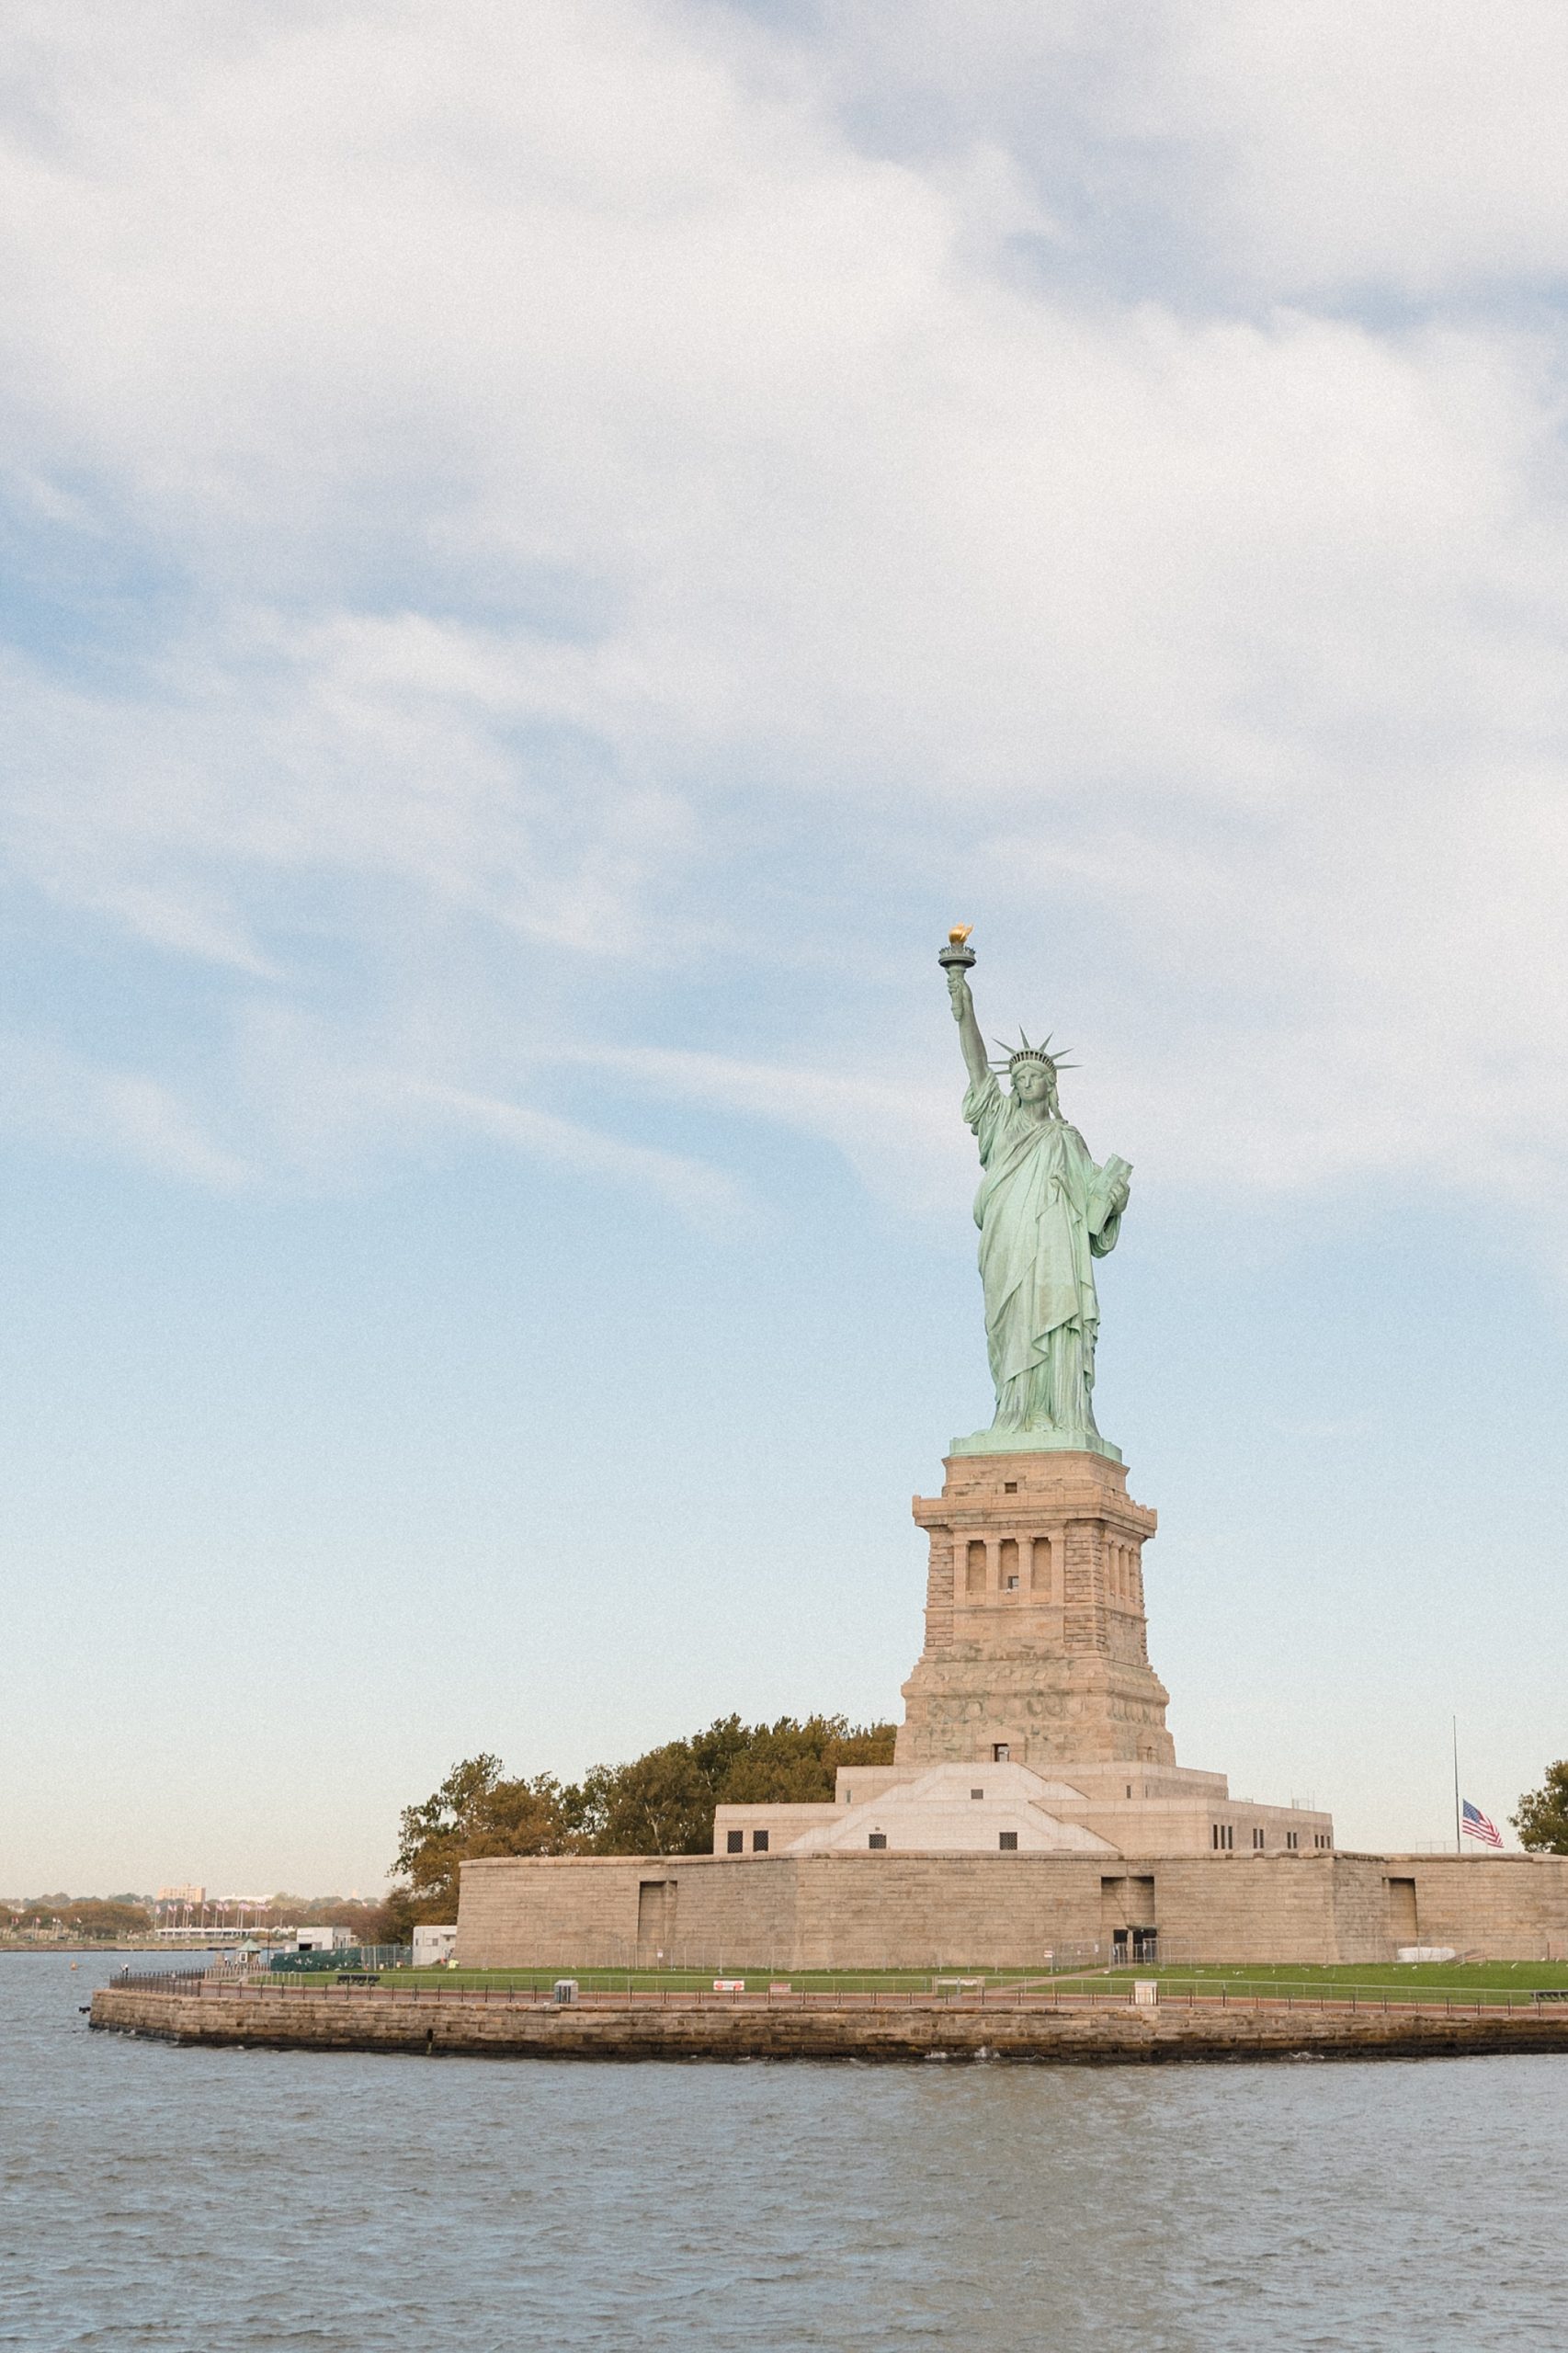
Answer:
5;0;1568;1892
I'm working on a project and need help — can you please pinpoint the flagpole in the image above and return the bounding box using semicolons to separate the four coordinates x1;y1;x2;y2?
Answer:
1452;1716;1461;1857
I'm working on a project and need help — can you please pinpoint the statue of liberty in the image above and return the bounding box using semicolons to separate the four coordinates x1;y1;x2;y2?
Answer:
942;932;1131;1460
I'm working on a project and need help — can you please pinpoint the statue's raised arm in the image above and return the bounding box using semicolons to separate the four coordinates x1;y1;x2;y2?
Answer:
937;926;1131;1464
947;962;989;1090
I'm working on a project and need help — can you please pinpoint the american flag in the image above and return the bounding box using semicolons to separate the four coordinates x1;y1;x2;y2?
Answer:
1461;1800;1503;1848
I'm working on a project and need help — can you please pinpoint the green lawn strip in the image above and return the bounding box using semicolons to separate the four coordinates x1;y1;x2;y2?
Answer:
277;1959;1568;2005
1046;1961;1568;2007
365;1965;1052;1995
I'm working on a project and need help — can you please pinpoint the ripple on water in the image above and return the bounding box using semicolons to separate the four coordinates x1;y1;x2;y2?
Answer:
3;1957;1566;2351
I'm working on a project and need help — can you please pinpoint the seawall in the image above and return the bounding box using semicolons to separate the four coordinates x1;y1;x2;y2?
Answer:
89;1983;1568;2064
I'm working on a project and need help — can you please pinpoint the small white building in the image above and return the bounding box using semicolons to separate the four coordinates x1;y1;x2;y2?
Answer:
295;1925;357;1953
413;1925;459;1967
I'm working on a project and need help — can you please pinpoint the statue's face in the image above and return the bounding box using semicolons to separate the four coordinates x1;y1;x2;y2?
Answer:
1011;1060;1052;1105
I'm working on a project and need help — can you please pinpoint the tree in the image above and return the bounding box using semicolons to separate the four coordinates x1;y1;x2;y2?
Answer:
710;1714;896;1807
1513;1761;1568;1853
585;1741;716;1855
584;1713;899;1854
385;1715;903;1917
59;1900;153;1939
392;1753;583;1921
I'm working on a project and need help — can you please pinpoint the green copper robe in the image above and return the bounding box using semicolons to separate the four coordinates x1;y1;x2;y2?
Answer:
963;1072;1129;1448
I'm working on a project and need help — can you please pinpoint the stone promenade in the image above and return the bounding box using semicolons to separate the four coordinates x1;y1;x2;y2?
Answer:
91;1980;1568;2064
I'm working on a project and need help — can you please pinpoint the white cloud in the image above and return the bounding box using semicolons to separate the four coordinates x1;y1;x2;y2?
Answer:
3;2;1568;1226
0;1035;250;1188
1176;1;1568;296
410;1078;744;1218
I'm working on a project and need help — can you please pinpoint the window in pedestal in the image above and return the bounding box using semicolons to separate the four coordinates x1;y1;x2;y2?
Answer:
966;1540;986;1596
1004;1480;1017;1493
998;1831;1018;1850
869;1833;887;1849
971;1789;983;1800
994;1742;1010;1762
726;1831;744;1853
752;1830;769;1852
1253;1827;1265;1850
1030;1536;1053;1597
999;1537;1018;1591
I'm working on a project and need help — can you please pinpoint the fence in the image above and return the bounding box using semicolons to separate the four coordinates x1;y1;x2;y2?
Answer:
263;1945;412;1974
410;1939;1157;1975
105;1966;1568;2018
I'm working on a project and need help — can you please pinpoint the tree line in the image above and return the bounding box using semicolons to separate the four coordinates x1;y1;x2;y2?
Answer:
2;1898;156;1941
0;1893;408;1943
384;1711;897;1935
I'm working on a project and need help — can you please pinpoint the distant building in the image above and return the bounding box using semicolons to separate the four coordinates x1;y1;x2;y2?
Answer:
413;1925;458;1966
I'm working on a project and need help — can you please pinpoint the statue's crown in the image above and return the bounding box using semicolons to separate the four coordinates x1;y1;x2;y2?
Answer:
989;1029;1077;1075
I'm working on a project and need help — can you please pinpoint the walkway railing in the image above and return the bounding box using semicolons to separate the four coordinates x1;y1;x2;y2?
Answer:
104;1968;1568;2019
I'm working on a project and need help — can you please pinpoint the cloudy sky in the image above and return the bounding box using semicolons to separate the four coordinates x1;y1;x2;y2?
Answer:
5;0;1568;1893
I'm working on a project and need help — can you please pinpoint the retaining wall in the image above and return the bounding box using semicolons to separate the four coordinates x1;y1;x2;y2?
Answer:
457;1850;1568;1971
90;1984;1568;2064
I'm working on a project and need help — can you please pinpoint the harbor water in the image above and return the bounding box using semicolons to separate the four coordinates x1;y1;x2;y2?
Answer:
4;1952;1565;2350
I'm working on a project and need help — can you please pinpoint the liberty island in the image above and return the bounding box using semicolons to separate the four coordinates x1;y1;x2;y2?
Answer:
414;922;1553;1967
97;930;1568;1993
440;928;1568;1972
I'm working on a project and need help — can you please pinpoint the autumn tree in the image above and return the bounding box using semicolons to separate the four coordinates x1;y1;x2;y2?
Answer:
705;1714;897;1808
391;1753;585;1926
384;1715;900;1927
61;1899;153;1939
582;1741;716;1855
1513;1761;1568;1853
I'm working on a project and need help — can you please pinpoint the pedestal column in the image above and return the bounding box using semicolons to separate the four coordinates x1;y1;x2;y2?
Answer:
895;1449;1175;1768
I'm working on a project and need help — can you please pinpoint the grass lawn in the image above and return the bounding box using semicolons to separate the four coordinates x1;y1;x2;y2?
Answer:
369;1966;1051;1994
1045;1961;1568;2006
358;1959;1568;2002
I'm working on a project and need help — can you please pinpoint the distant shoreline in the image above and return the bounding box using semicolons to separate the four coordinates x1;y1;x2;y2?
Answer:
2;1940;224;1955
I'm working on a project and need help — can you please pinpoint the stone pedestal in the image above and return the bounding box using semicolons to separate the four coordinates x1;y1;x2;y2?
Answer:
896;1449;1176;1770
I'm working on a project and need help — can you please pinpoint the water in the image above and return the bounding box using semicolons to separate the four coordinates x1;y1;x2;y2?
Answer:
4;1953;1566;2350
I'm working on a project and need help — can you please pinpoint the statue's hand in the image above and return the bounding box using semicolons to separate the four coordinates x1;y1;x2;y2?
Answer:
947;968;971;1017
1097;1155;1131;1217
